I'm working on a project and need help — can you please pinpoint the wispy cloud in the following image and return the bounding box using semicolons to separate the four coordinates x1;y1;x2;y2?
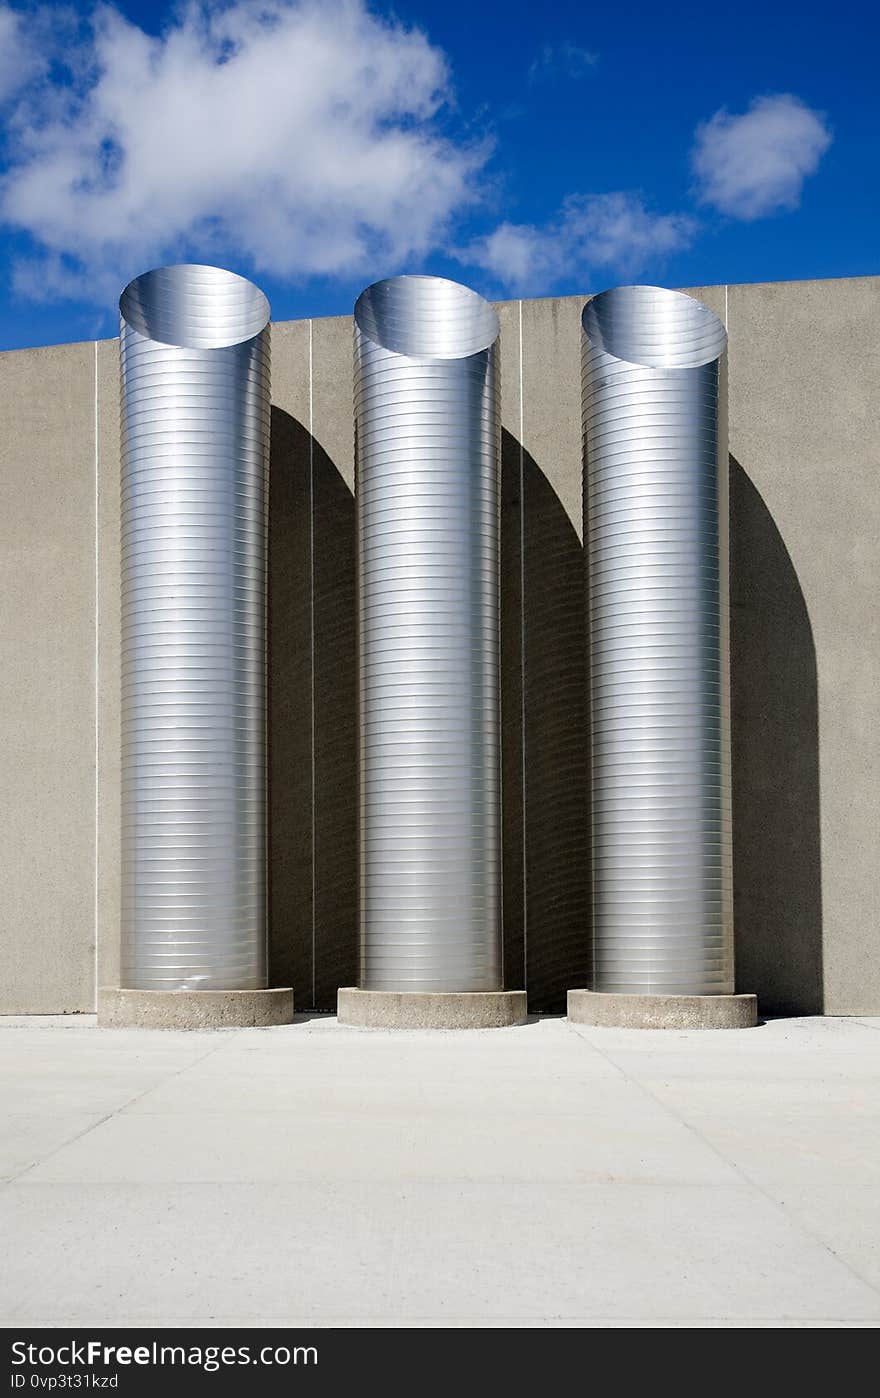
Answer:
528;40;598;84
461;192;695;294
691;93;832;220
0;3;45;102
0;0;488;301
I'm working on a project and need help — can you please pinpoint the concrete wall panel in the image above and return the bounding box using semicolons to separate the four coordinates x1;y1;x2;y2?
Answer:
310;315;357;1007
267;320;312;1006
96;337;121;995
495;299;526;993
0;341;96;1011
727;277;880;1014
519;296;589;1010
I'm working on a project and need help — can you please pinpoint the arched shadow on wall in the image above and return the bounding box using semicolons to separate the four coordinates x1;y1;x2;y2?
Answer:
729;456;823;1013
268;408;357;1008
502;429;590;1011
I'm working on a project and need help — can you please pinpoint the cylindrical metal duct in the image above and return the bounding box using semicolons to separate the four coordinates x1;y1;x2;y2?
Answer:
582;285;733;995
354;275;502;992
120;264;271;991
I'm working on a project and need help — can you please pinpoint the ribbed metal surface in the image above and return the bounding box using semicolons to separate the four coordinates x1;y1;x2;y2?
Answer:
120;264;271;991
354;275;502;991
582;285;733;994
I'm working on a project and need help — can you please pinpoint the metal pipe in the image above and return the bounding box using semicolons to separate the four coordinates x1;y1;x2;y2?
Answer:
119;264;271;991
581;285;733;994
354;275;502;991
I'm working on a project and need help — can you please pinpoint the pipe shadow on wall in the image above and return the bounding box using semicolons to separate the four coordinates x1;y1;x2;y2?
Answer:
729;456;823;1013
266;428;818;1015
268;407;357;1009
501;429;590;1010
269;417;590;1013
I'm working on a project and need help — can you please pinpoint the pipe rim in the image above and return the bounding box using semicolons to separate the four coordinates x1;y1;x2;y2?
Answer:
120;264;270;350
354;274;499;361
582;285;727;370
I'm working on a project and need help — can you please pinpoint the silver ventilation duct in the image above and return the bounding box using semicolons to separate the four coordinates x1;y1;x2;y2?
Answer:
120;264;271;991
354;275;502;992
581;285;733;995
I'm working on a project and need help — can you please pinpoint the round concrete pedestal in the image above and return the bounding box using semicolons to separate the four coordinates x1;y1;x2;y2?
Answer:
567;989;757;1030
337;988;528;1030
98;987;294;1030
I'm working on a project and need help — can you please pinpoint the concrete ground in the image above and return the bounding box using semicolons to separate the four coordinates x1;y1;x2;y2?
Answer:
2;1013;880;1328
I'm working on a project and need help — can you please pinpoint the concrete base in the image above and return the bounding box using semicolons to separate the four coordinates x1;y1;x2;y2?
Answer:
567;989;758;1030
337;987;528;1030
97;987;294;1030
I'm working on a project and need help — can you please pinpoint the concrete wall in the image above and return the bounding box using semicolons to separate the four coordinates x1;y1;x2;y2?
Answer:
0;342;97;1011
1;277;877;1015
726;278;880;1014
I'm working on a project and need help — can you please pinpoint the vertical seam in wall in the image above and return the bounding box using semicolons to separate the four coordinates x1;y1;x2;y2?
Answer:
93;338;99;1010
498;312;510;989
724;283;729;329
497;321;505;988
518;299;527;993
308;320;317;1010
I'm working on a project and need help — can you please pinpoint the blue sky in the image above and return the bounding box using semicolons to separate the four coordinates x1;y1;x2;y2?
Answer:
0;0;875;348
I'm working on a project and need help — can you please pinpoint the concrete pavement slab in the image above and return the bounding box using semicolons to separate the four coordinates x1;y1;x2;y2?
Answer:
766;1185;880;1293
23;1089;738;1186
1;1180;879;1325
659;1110;880;1189
0;1030;231;1114
3;1014;880;1326
1;1115;104;1180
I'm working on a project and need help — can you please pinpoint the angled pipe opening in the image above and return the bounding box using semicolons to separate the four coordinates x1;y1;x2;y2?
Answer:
120;264;270;349
582;285;727;370
354;274;499;360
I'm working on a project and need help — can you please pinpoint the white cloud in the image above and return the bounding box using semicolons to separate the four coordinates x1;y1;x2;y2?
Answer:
0;11;832;310
691;93;832;220
529;41;598;84
0;4;44;103
0;0;486;300
462;192;696;294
